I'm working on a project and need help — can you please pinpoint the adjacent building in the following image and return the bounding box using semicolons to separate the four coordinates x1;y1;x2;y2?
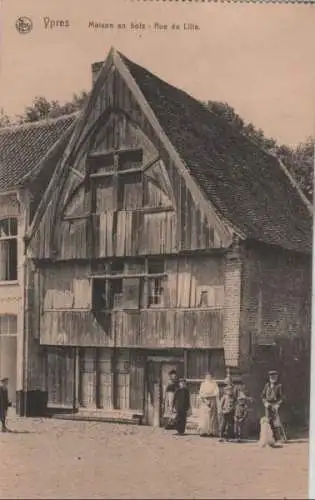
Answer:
0;114;77;411
4;48;312;430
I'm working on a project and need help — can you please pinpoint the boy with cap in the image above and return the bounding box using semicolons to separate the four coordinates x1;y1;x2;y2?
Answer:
234;393;249;442
219;385;236;441
261;370;283;442
0;377;11;432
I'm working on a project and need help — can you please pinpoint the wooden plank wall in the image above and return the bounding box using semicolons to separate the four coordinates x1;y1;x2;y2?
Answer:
31;65;227;261
41;263;91;310
40;310;112;346
39;255;224;348
40;308;223;349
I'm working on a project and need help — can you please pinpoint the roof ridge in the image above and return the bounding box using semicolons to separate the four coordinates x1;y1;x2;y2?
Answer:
0;111;79;135
119;51;313;218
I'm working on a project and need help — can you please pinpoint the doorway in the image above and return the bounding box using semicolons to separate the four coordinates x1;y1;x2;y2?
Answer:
0;335;17;404
145;357;184;427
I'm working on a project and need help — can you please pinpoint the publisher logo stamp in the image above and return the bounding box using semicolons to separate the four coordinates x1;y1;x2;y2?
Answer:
15;17;33;34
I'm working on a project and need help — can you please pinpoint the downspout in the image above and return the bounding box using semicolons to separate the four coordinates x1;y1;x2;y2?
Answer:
19;188;30;417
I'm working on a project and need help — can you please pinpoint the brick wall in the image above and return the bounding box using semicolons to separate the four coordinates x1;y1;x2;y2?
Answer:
223;239;242;368
238;241;311;430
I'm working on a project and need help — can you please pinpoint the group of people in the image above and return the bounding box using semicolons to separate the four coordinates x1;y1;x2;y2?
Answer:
163;369;284;442
0;369;283;441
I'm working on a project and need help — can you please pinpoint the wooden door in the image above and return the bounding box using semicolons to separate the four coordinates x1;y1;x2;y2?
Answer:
145;361;161;426
79;348;97;408
98;348;113;409
47;347;75;408
145;360;183;427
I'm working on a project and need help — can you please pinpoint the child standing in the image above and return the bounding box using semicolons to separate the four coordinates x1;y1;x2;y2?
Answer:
234;394;248;442
219;385;235;442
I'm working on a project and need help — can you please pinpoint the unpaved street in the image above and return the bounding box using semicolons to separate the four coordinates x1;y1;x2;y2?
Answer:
0;414;308;499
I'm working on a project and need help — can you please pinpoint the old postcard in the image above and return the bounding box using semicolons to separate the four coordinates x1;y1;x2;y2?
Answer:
0;0;314;498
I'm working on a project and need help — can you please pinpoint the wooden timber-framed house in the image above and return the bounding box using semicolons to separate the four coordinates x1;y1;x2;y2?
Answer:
18;48;312;430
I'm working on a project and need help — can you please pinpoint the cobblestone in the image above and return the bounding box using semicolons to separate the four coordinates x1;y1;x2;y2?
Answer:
0;412;308;499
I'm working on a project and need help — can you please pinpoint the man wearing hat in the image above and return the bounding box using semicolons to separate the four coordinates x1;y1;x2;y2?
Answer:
0;377;11;432
172;378;191;435
261;370;283;441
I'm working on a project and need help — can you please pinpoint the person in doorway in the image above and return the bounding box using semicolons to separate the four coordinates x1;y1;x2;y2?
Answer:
261;370;283;442
162;370;179;429
0;377;11;432
234;393;249;442
219;385;236;441
172;378;191;436
198;373;220;437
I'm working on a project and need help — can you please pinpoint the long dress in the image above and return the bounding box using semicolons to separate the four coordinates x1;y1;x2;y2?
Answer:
198;380;220;436
162;382;178;429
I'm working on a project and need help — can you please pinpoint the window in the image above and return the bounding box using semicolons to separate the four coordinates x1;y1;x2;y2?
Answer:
110;260;124;275
0;315;17;336
123;278;140;309
148;259;164;275
88;149;144;213
199;290;209;308
0;218;18;281
148;277;164;307
92;279;108;310
118;149;143;171
111;279;123;309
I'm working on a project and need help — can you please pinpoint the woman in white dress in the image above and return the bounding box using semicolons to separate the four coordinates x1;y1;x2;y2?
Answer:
198;373;220;437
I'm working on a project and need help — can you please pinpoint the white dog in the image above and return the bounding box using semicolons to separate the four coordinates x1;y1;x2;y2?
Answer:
259;416;276;447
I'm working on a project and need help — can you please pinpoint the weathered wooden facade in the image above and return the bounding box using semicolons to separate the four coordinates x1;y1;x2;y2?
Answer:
20;48;312;429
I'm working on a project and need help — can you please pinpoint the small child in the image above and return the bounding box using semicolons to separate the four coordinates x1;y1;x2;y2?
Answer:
234;393;248;442
219;386;235;442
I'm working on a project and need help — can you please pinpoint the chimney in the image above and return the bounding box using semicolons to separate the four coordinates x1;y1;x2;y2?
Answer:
91;61;103;87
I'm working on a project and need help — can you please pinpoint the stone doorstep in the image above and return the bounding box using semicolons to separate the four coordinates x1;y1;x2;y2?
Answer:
50;408;200;428
51;408;143;425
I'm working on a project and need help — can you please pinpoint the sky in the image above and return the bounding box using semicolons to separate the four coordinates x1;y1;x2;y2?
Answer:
1;0;315;146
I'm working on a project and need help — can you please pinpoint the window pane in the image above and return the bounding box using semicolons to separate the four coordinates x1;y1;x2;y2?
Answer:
0;219;9;238
8;240;17;280
123;278;140;309
0;240;17;281
0;315;17;335
148;259;165;274
118;149;143;171
9;218;17;236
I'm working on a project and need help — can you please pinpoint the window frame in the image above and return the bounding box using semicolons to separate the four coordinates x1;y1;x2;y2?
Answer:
0;217;18;283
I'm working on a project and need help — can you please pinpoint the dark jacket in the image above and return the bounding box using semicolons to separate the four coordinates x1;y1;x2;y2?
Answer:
261;382;283;404
234;401;248;422
173;387;191;413
220;393;235;414
165;381;179;394
0;386;9;416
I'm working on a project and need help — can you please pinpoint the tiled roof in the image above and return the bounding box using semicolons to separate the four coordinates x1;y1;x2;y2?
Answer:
0;113;77;192
119;53;312;254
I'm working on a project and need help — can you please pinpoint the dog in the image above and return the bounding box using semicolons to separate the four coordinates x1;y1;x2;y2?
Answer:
259;416;276;447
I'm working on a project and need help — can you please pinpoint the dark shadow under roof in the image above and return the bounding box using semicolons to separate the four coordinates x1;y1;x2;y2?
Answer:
0;113;77;192
119;52;312;254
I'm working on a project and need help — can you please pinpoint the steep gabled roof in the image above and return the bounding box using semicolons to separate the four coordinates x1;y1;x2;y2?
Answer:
118;52;312;254
0;113;77;192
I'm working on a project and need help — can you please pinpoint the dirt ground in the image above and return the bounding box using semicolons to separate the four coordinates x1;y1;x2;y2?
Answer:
0;412;308;500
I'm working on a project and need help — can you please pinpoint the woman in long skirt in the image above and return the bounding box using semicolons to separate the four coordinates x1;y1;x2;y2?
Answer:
198;373;220;437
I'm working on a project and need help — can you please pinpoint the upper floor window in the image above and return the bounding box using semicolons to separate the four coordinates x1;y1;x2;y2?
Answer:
89;149;143;213
0;218;17;282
